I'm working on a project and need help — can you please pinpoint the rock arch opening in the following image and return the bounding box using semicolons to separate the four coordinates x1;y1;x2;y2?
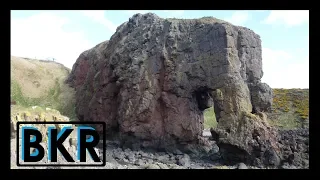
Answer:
192;87;219;137
193;87;213;111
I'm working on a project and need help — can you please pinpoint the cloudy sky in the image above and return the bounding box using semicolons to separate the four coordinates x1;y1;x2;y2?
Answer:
11;10;309;88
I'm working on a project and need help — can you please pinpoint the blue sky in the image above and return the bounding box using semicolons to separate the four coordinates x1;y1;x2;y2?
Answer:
11;10;309;88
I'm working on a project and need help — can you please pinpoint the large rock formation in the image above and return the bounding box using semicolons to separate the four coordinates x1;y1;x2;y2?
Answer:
67;13;277;164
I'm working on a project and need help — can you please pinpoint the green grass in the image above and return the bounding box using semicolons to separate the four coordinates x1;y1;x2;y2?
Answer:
11;80;42;107
204;107;217;129
268;112;303;130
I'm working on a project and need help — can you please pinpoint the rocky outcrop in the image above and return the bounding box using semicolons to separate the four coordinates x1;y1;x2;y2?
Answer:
278;128;309;169
68;13;275;161
67;40;109;88
210;112;281;167
249;82;273;113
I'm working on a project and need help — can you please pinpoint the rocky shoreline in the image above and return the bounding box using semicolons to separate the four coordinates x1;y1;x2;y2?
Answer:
10;128;308;169
10;137;250;169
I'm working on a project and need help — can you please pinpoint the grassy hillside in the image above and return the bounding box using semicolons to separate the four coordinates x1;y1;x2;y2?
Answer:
267;88;309;129
10;56;76;120
204;88;309;130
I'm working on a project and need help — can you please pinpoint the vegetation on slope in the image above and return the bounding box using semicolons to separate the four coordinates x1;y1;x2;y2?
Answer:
11;56;76;120
267;88;309;129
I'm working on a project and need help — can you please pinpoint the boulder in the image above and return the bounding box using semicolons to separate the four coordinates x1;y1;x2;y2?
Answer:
68;13;276;163
237;162;248;169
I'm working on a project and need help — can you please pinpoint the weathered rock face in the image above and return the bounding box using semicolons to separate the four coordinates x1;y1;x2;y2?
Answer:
249;82;273;113
68;13;274;156
210;112;281;166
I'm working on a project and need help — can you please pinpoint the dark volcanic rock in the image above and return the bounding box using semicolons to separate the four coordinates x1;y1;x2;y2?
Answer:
68;13;276;164
278;128;309;169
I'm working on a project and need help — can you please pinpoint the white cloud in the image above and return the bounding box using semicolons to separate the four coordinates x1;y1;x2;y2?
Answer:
262;10;309;27
262;48;293;65
281;57;309;88
11;12;94;69
80;10;118;32
224;11;250;26
261;48;309;88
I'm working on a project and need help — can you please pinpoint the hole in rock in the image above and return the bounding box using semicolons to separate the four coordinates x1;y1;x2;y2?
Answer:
252;129;260;140
203;106;218;134
226;128;231;134
219;143;250;165
110;64;115;70
193;87;219;137
251;106;257;114
109;121;120;137
193;87;213;111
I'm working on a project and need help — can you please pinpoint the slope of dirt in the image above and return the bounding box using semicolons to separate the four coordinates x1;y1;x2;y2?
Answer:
11;56;76;120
